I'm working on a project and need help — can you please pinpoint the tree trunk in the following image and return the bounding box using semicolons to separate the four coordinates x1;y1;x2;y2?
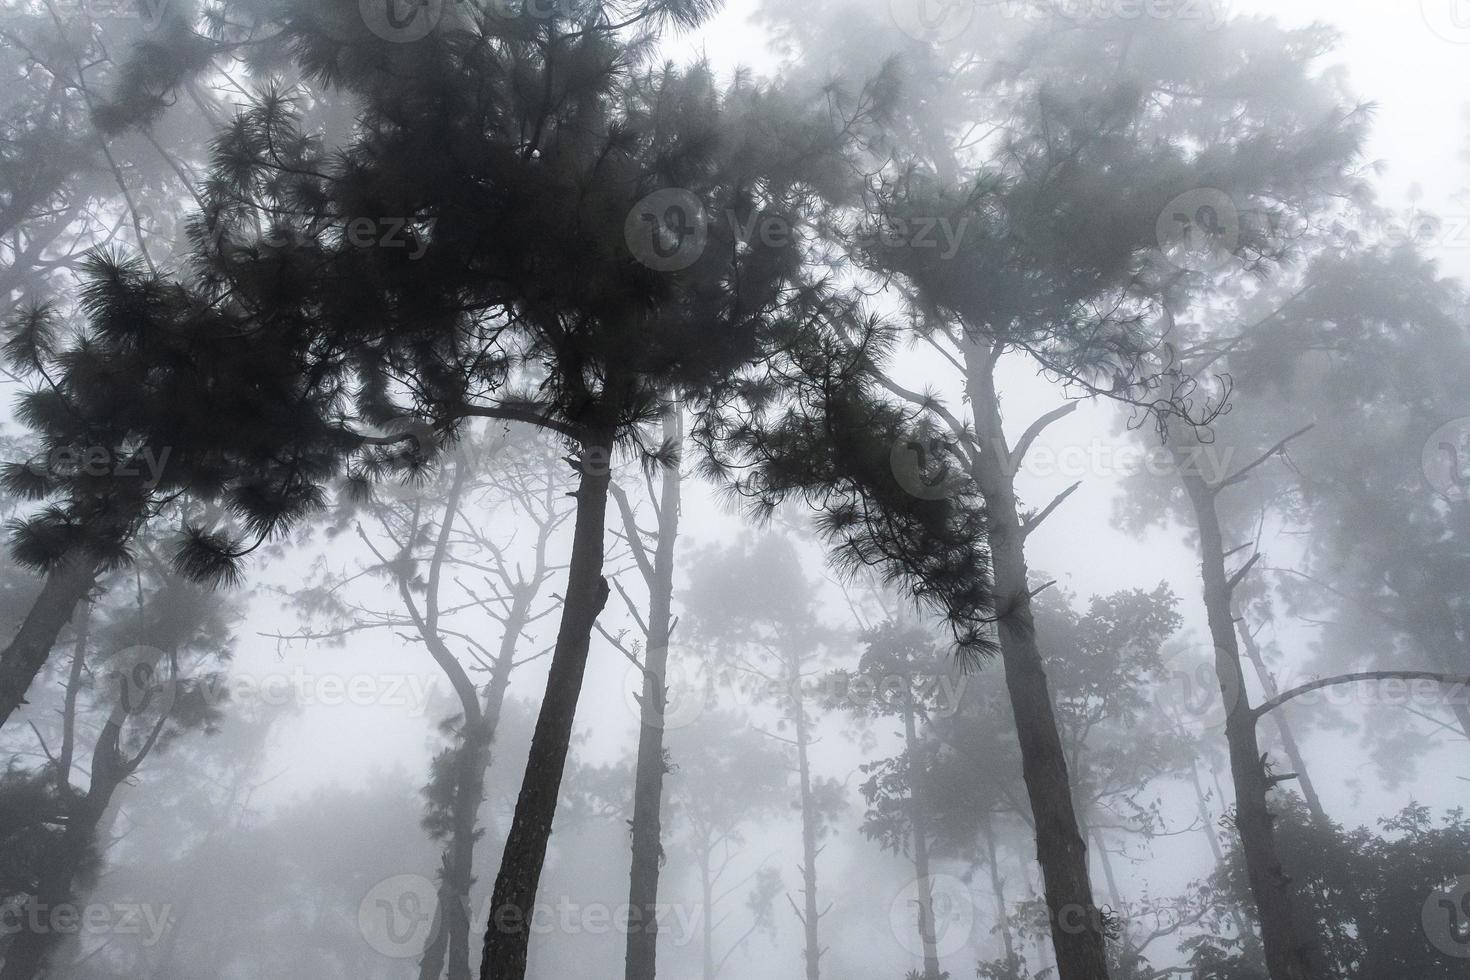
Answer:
480;432;615;980
793;677;824;980
439;596;526;980
1181;472;1323;980
411;451;542;980
419;896;451;980
55;601;90;787
1090;829;1123;911
0;556;98;731
1186;753;1260;960
981;811;1019;970
1234;619;1326;824
0;720;127;980
963;345;1111;980
625;410;683;980
699;846;716;980
900;658;942;980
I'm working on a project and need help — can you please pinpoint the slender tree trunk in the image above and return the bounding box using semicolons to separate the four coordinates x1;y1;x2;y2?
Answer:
441;598;527;980
1181;472;1323;980
1186;753;1259;960
416;460;478;980
963;345;1110;980
439;727;491;980
1090;829;1123;911
412;450;546;980
793;682;824;980
0;555;98;731
1234;619;1327;824
55;601;89;786
900;660;942;980
625;409;683;980
480;432;615;980
699;846;716;980
981;812;1018;970
419;895;451;980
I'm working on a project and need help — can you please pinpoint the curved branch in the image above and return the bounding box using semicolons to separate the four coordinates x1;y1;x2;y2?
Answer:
1254;671;1470;722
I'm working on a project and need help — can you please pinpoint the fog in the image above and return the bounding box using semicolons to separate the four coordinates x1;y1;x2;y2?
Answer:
1;2;1468;979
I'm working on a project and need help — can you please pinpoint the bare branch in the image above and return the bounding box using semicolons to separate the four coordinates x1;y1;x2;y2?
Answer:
1023;481;1082;537
1213;424;1315;491
609;482;656;586
1254;671;1470;721
1013;402;1079;469
1225;553;1261;594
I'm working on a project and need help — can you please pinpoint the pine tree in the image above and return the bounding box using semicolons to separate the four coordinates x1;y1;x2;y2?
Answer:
94;4;866;977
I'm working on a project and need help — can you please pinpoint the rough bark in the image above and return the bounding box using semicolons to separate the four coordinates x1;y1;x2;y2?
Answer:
480;432;615;980
624;409;683;980
1181;472;1323;980
0;555;99;731
963;345;1111;980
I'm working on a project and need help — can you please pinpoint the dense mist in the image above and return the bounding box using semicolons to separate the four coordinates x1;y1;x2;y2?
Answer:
1;2;1468;979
